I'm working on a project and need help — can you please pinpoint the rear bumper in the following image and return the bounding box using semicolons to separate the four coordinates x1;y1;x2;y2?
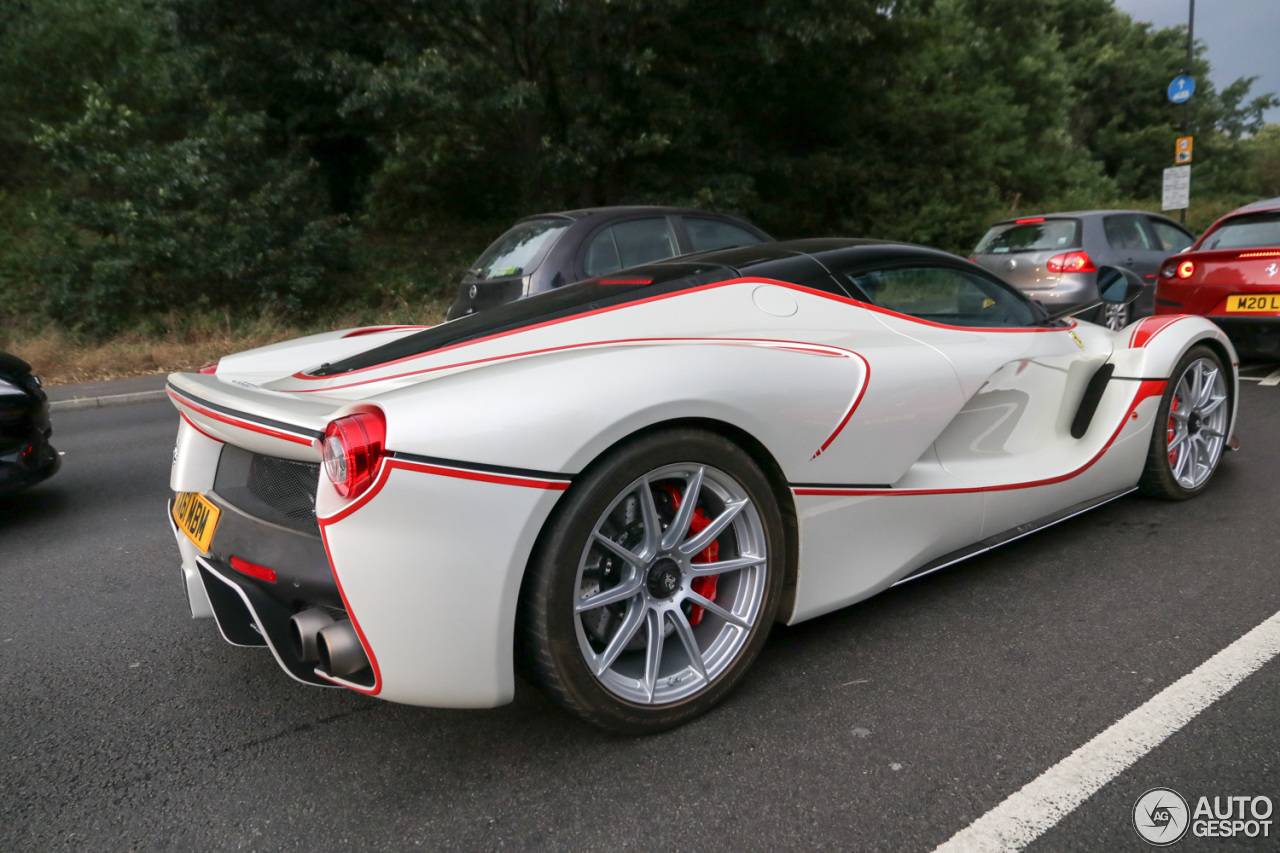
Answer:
0;432;59;497
167;498;344;687
1202;316;1280;356
168;409;568;709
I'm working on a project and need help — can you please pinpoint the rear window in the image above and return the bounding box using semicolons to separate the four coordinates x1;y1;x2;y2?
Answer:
1149;219;1194;253
974;219;1080;254
470;217;570;280
685;218;764;252
1201;212;1280;251
583;217;678;277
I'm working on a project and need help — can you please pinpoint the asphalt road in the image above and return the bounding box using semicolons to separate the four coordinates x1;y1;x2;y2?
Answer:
2;380;1278;852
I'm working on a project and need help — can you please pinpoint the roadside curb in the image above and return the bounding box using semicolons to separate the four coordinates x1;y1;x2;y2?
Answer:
49;389;169;412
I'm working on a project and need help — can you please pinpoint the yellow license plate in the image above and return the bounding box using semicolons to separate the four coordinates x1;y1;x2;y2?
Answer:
172;492;220;553
1226;294;1280;312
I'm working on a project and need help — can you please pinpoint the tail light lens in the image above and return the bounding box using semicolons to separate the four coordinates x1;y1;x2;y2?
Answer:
1177;260;1195;279
196;362;219;375
1046;251;1096;274
322;411;386;498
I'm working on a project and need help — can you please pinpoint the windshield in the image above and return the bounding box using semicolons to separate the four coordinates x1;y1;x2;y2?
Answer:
1201;212;1280;251
470;217;571;280
975;219;1080;254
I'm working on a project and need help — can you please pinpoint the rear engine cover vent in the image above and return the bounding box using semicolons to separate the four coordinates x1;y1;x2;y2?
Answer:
213;445;321;535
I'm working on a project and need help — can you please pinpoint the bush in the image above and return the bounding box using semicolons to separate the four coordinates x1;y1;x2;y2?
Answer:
30;91;354;336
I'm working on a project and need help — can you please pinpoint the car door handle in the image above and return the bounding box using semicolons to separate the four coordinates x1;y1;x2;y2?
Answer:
1123;257;1136;265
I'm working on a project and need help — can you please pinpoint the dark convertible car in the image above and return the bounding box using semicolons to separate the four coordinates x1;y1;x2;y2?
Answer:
445;206;771;319
0;350;59;498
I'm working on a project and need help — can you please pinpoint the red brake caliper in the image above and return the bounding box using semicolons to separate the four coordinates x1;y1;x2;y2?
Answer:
658;485;720;626
1167;394;1180;467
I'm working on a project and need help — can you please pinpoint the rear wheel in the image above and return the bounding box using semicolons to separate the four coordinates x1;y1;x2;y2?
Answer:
520;429;784;733
1139;346;1230;499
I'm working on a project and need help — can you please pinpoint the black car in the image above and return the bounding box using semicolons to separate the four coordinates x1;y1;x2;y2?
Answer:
0;350;59;497
445;206;772;319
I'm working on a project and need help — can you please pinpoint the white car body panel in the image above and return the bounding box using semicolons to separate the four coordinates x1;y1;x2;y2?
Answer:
316;463;564;707
165;262;1239;709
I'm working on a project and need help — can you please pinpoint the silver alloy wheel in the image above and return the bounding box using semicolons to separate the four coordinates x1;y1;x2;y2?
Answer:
572;463;768;705
1166;357;1229;489
1102;302;1129;331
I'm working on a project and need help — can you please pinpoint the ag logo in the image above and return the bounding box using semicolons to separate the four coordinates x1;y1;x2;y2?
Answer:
1266;262;1278;278
469;284;478;299
1134;788;1190;846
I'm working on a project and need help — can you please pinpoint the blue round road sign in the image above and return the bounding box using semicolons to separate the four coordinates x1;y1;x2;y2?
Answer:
1168;75;1195;104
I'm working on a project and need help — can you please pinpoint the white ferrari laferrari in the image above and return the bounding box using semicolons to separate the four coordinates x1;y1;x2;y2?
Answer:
166;239;1238;732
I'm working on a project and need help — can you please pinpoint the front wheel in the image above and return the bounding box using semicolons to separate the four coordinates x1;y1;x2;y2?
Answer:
1139;345;1230;499
520;429;785;733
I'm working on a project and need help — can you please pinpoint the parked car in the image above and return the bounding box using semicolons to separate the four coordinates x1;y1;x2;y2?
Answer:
166;239;1236;733
444;206;771;319
1155;196;1280;357
0;350;59;498
971;210;1195;331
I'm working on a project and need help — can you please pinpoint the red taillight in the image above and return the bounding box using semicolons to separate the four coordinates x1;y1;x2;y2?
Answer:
1015;217;1046;224
230;556;277;583
1046;251;1096;274
196;362;219;375
1177;260;1195;279
322;411;386;498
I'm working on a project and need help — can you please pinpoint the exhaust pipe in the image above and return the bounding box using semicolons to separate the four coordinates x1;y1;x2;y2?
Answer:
290;607;335;662
317;621;369;677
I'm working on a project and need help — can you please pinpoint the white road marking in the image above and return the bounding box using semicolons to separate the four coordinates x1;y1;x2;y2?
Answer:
933;609;1280;852
1260;367;1280;387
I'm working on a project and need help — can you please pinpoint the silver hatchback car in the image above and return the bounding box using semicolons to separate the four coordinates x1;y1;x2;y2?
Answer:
971;210;1194;330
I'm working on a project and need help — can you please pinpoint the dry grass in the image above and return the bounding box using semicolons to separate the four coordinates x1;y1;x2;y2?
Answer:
5;326;290;386
0;226;477;386
1;301;451;386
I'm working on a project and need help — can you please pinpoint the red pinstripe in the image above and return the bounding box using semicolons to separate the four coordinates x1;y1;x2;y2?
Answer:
1128;315;1187;349
167;388;316;447
288;277;1076;385
794;379;1166;496
313;455;571;696
179;412;223;443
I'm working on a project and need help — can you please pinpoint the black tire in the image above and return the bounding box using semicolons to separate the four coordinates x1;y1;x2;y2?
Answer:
519;428;785;733
1138;345;1231;500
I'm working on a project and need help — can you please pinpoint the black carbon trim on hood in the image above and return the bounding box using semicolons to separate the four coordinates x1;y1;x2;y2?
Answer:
308;263;737;377
168;384;325;440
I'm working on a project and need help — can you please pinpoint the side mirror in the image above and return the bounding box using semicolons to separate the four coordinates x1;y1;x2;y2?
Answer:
1096;266;1145;306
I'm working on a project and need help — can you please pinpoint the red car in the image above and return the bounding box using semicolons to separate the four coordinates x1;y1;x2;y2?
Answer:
1155;197;1280;356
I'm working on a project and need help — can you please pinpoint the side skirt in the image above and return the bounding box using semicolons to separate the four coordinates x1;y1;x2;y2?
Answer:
892;486;1137;587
